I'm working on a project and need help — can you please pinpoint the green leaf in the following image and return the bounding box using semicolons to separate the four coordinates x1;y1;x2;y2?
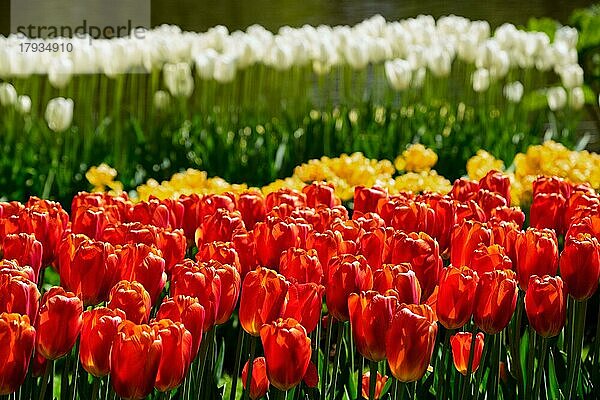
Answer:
547;349;564;400
519;331;529;388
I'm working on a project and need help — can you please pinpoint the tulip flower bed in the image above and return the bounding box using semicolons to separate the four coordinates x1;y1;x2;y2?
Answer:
1;169;599;400
0;13;595;204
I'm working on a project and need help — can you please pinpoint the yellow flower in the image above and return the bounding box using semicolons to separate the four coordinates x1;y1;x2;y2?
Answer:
85;163;123;193
394;144;438;173
466;150;504;180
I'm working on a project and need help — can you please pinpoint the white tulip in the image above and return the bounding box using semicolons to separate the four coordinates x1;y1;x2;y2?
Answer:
411;67;426;88
546;87;567;111
45;97;74;132
153;90;171;110
213;55;237;83
48;57;74;89
557;64;584;89
427;47;452;77
472;68;490;92
163;62;194;98
0;82;17;106
16;95;31;114
554;26;578;49
194;49;218;79
344;40;369;70
384;59;412;91
569;87;585;110
503;81;524;103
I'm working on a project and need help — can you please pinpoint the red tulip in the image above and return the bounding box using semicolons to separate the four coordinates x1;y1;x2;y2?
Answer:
2;233;43;280
358;227;389;271
198;194;236;222
559;233;600;300
21;198;69;266
473;270;518;334
469;244;512;275
265;188;306;211
196;241;241;274
110;321;162;399
477;190;508;218
155;228;187;276
303;181;340;208
326;254;373;321
242;357;270;400
451;332;485;375
388;231;442;300
254;216;300;268
0;272;40;324
178;194;202;245
420;193;456;253
232;231;257;278
58;234;119;306
36;287;83;360
214;262;241;325
436;266;479;330
361;371;388;400
171;261;221;331
530;193;567;234
514;228;559;290
524;275;566;338
239;267;288;336
532;176;572;199
348;291;398;362
282;282;325;333
260;318;312;391
71;205;118;240
116;243;167;304
373;264;421;305
479;170;510;202
236;190;266;230
450;220;492;269
156;296;205;357
196;208;245;245
386;304;437;382
0;313;36;395
80;307;126;377
489;206;525;228
0;259;36;282
152;319;193;392
279;247;323;284
306;230;342;275
107;280;152;324
354;186;388;215
450;178;479;202
380;199;435;236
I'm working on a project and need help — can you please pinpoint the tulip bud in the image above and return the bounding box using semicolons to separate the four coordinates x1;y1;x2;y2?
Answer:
242;357;270;400
451;332;485;375
45;97;74;132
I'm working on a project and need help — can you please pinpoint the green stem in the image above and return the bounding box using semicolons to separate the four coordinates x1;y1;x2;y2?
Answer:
319;317;334;400
593;302;600;389
229;327;246;400
91;378;99;400
489;332;501;400
566;300;587;399
242;335;258;400
533;336;549;400
526;327;537;399
368;360;377;400
328;322;345;397
356;358;363;400
510;292;524;397
38;359;53;400
397;381;406;400
439;329;452;400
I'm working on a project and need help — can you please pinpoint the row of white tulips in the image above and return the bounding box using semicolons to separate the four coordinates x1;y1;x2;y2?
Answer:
0;14;583;90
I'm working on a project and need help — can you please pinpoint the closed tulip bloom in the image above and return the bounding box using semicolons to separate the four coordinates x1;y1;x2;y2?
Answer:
451;332;485;375
469;244;512;275
388;231;442;300
283;282;324;333
373;264;421;305
239;267;288;336
303;181;340;208
386;304;438;382
0;273;40;324
326;254;374;321
2;233;43;280
111;321;162;399
71;206;114;240
0;260;36;282
80;307;125;377
196;241;241;274
58;234;119;306
450;220;492;269
21;198;69;266
236;190;266;230
232;231;258;278
152;319;193;392
515;228;559;290
214;262;241;325
116;243;167;304
155;229;187;276
532;176;572;199
196;208;245;245
361;371;388;400
525;275;566;338
358;227;388;271
254;216;300;268
242;357;270;400
260;318;312;391
354;186;388;215
279;247;323;284
421;193;456;253
306;231;340;277
437;266;479;330
559;233;600;300
265;188;306;211
479;170;511;204
156;296;205;357
36;287;83;360
0;313;36;395
170;261;221;331
383;200;436;237
530;193;567;235
107;281;152;324
348;291;398;362
473;270;518;334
